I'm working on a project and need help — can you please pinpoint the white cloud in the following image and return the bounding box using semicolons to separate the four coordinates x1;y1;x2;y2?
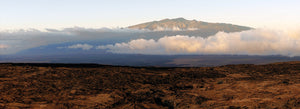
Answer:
0;27;145;55
0;44;9;49
2;27;300;57
97;29;300;57
67;44;93;50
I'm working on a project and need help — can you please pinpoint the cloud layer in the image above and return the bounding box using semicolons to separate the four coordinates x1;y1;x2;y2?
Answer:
0;27;144;54
1;27;300;57
97;29;300;56
0;44;9;49
67;44;93;50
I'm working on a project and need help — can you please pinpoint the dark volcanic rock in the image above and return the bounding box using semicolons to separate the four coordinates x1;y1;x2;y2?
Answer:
1;62;300;108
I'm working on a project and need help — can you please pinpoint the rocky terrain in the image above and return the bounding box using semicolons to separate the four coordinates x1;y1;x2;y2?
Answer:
1;62;300;109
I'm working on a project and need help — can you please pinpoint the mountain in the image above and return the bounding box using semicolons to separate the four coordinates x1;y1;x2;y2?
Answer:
128;18;252;32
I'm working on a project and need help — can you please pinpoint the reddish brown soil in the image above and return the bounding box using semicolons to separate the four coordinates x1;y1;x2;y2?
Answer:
1;62;300;109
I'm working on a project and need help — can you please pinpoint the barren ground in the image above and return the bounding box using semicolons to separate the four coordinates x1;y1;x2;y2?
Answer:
1;62;300;109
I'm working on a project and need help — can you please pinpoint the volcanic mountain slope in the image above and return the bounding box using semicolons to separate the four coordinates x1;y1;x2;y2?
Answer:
1;62;300;108
128;18;252;32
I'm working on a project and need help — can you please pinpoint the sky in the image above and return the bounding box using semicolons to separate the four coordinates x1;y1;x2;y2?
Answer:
1;0;300;30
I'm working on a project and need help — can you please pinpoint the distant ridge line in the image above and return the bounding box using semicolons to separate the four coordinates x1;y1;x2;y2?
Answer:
128;17;252;32
0;63;110;68
0;63;179;69
1;61;300;68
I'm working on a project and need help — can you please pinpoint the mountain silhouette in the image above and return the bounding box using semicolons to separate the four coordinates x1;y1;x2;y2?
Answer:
128;18;252;32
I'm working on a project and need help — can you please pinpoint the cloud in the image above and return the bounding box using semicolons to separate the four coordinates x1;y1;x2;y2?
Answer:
0;27;146;55
97;29;300;57
0;44;9;49
0;26;219;55
2;27;300;57
66;44;93;50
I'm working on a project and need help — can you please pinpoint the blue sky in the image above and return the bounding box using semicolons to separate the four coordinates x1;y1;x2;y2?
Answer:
1;0;300;30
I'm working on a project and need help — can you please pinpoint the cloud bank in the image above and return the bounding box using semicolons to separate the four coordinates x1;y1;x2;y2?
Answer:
1;27;300;57
97;29;300;57
0;27;145;54
66;44;94;50
0;44;9;49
